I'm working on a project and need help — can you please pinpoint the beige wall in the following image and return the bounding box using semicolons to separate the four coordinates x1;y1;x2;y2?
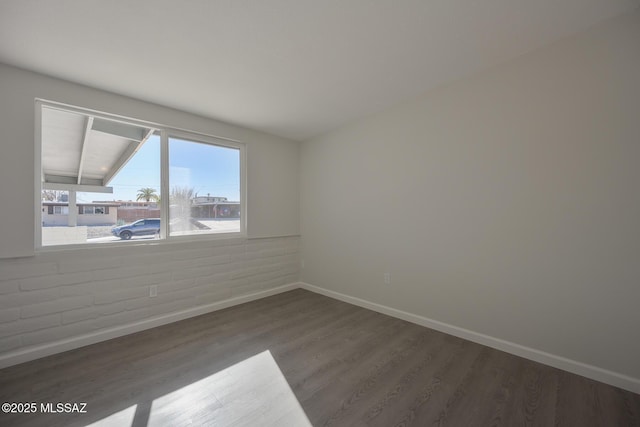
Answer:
300;10;640;385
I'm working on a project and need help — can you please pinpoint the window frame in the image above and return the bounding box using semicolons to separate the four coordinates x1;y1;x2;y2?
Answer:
35;99;247;250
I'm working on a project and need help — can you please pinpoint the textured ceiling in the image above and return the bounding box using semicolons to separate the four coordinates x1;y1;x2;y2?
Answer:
0;0;637;141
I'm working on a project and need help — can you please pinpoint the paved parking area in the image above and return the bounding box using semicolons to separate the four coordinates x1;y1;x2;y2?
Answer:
44;220;241;245
87;219;241;243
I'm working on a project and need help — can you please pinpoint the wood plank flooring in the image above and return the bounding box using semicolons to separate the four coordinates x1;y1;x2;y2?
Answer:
0;289;638;426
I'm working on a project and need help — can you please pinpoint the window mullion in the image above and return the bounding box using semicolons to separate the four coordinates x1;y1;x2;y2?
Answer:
160;130;170;240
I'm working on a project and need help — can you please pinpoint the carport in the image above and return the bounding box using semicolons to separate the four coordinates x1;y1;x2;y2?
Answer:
40;103;156;227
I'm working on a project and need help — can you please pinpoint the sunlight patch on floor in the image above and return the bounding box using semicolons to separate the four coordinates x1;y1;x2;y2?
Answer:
83;350;309;426
149;350;310;426
84;404;137;427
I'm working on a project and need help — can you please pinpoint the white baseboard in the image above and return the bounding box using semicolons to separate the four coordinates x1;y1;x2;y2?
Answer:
298;282;640;394
0;283;299;370
4;280;638;394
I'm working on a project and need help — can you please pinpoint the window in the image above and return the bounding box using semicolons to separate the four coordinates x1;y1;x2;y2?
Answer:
78;206;108;215
53;206;69;215
169;136;241;236
37;101;245;247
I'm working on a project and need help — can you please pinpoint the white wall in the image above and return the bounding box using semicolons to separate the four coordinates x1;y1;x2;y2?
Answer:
0;236;299;366
300;10;640;387
0;63;300;258
0;64;300;363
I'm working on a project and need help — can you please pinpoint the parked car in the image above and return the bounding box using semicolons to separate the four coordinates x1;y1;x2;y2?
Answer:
111;218;160;240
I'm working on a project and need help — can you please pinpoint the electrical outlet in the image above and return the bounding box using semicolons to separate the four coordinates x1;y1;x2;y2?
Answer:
149;285;158;297
384;273;391;285
301;259;305;269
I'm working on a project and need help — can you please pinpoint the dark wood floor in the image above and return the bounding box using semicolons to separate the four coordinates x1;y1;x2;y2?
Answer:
0;289;638;426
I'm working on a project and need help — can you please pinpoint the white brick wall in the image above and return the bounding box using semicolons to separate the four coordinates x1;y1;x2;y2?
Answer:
0;236;299;358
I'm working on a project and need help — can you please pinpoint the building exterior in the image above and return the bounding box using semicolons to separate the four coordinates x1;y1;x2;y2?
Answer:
191;196;240;219
42;196;240;228
42;202;119;226
107;200;160;223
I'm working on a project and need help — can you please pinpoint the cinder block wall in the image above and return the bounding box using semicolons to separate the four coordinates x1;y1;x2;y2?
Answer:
0;236;299;359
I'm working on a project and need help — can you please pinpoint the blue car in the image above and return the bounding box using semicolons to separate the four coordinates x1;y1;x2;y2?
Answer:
111;218;160;240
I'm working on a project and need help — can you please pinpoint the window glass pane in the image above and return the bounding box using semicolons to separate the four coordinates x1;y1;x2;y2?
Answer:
169;137;241;236
39;103;242;248
40;106;160;246
77;136;160;243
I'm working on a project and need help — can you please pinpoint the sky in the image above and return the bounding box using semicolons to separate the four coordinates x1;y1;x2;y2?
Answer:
77;135;240;203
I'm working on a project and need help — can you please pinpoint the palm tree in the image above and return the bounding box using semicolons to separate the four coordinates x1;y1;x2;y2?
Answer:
136;187;159;202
